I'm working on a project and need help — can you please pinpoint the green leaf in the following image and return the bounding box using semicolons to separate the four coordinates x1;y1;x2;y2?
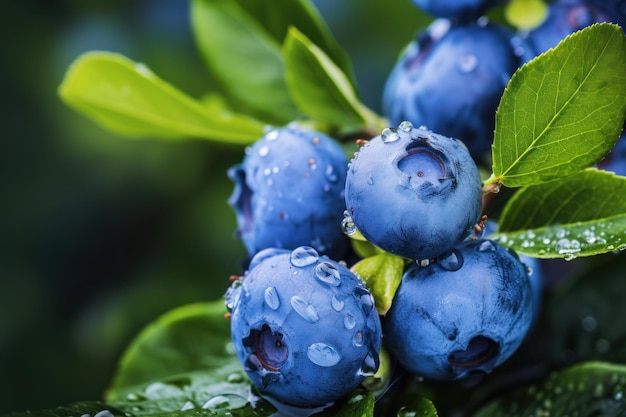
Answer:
328;389;375;417
489;23;626;188
191;0;300;124
350;253;405;315
283;27;386;133
397;396;439;417
473;361;626;417
4;402;126;417
59;52;265;144
493;169;626;259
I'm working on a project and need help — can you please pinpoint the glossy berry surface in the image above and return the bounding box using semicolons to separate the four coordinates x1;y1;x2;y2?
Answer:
411;0;502;20
383;239;533;380
227;125;349;260
344;122;483;261
225;246;382;408
598;132;626;176
382;20;530;164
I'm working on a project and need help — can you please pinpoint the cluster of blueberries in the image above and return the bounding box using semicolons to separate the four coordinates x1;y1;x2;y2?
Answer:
223;0;626;411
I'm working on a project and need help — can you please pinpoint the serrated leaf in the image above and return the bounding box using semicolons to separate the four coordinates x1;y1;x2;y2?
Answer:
489;23;626;188
283;27;386;133
493;169;626;259
58;52;265;144
350;253;405;315
473;361;626;417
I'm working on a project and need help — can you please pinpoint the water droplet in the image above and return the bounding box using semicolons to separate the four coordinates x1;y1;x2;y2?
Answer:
381;127;400;143
398;121;413;132
181;401;195;411
126;393;143;402
315;262;341;286
353;330;364;347
258;145;270;157
266;130;279;141
581;315;597;332
348;394;365;405
135;63;153;77
227;372;244;383
359;350;379;377
307;342;341;367
94;411;114;417
417;259;430;267
264;287;280;310
615;391;624;401
354;287;374;314
397;407;418;417
341;215;357;236
367;174;374;185
458;54;477;73
290;246;319;267
344;314;356;329
437;249;464;271
325;165;338;182
144;382;183;398
290;296;320;323
202;395;231;410
331;295;345;311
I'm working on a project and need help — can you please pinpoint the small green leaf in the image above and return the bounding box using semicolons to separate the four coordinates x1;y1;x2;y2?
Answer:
283;27;386;133
489;23;626;188
473;361;626;417
330;389;375;417
397;396;439;417
4;402;125;417
351;253;405;315
59;52;265;144
494;169;626;259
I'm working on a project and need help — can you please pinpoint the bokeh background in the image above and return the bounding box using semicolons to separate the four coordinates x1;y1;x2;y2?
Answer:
0;0;429;412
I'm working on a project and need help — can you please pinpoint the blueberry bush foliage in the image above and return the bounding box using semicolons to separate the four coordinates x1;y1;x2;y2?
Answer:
8;0;626;416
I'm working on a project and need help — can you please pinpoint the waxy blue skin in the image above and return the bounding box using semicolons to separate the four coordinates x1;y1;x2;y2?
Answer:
228;125;349;260
344;122;483;261
225;246;382;408
382;20;530;164
383;239;533;381
411;0;502;20
598;132;626;176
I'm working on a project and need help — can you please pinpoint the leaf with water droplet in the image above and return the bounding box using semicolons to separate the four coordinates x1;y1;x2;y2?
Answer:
283;27;386;133
350;253;405;315
474;361;626;417
494;169;626;259
396;396;438;417
487;23;626;189
2;402;126;417
58;52;265;144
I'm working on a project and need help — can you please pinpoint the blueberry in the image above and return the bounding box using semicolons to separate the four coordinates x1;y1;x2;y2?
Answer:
228;125;349;260
411;0;503;21
523;0;614;55
344;122;483;261
598;131;626;176
382;239;533;380
382;20;530;164
225;246;383;408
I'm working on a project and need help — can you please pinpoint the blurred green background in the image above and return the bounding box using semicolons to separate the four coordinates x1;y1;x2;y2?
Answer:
0;0;427;412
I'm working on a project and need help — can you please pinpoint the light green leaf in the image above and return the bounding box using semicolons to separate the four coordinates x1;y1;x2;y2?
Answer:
493;169;626;259
283;27;386;133
59;52;264;144
473;361;626;417
191;0;300;124
488;23;626;189
351;253;405;315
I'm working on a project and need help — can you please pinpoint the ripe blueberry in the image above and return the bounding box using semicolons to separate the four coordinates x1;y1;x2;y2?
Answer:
228;125;349;260
382;239;533;380
344;122;483;261
410;0;503;21
382;20;531;164
225;246;382;408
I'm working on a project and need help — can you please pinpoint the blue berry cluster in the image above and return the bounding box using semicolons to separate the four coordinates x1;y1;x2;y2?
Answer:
222;0;624;410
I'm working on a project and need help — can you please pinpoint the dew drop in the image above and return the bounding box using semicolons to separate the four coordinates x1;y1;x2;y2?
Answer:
437;249;464;271
227;372;244;383
258;145;270;157
344;314;356;330
341;215;357;236
352;330;364;347
331;295;345;312
398;121;413;132
417;259;430;267
264;287;280;310
290;246;319;267
307;342;342;367
181;401;195;411
358;350;379;377
325;165;338;182
94;411;114;417
581;315;597;332
202;395;231;410
315;262;341;286
615;391;624;401
354;287;374;314
266;130;280;141
290;296;320;323
476;240;497;252
458;54;478;73
381;127;400;143
367;174;374;185
348;394;365;405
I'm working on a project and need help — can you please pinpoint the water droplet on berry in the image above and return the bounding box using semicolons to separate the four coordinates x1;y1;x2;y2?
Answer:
264;287;280;310
258;145;270;157
290;246;319;267
399;121;413;132
352;330;364;347
367;174;374;185
307;342;341;367
344;314;356;329
381;127;400;143
354;287;374;314
290;296;320;323
437;249;464;271
476;240;497;252
358;350;379;377
265;130;279;141
331;295;345;311
314;262;341;286
325;165;338;182
341;215;357;236
458;54;477;73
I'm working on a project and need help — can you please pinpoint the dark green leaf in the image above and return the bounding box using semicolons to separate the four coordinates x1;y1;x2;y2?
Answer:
397;396;439;417
4;402;125;417
493;169;626;259
488;23;626;188
473;361;626;417
191;0;301;124
329;389;375;417
58;52;264;143
283;27;386;133
350;253;405;315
